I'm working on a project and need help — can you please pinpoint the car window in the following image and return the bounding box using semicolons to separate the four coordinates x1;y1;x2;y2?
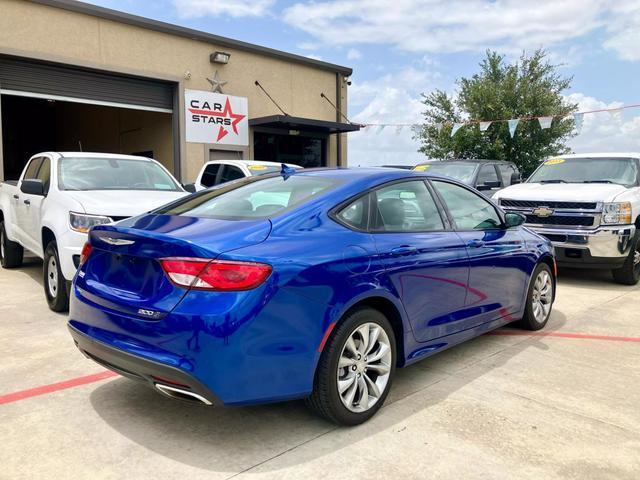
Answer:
371;181;444;232
219;165;245;184
23;158;43;180
157;175;338;220
432;180;502;230
37;157;51;194
498;164;517;186
477;164;500;186
200;164;221;187
336;194;369;230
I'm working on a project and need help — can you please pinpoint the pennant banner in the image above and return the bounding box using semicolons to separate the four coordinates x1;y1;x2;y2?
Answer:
609;108;623;123
435;123;443;133
479;121;492;132
451;123;463;137
508;119;519;138
572;113;584;133
538;116;553;129
395;125;404;134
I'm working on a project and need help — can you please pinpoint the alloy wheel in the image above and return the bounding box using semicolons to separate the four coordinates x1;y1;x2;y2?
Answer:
47;256;58;298
531;270;552;323
336;322;392;413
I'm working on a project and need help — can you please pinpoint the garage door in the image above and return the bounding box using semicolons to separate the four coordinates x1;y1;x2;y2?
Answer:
0;56;173;112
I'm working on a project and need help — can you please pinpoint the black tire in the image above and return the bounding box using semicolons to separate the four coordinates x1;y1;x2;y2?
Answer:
612;234;640;285
306;307;396;426
0;220;24;268
43;241;69;312
518;263;554;331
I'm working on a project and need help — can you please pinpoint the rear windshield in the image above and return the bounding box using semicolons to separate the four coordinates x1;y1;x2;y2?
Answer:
414;163;477;184
58;157;181;191
156;175;338;219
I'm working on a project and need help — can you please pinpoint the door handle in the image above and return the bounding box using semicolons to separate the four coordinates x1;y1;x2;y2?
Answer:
23;199;31;206
391;245;417;256
467;239;484;248
13;194;19;200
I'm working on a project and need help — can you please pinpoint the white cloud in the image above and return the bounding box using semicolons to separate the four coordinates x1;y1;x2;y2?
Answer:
173;0;275;18
346;48;362;60
603;3;640;61
305;54;323;60
565;93;640;153
283;0;605;55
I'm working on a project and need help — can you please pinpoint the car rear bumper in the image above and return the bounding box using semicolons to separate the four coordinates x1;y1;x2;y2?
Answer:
531;225;635;268
68;323;221;406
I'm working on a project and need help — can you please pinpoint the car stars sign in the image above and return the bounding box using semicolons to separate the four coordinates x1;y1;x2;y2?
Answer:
185;90;248;146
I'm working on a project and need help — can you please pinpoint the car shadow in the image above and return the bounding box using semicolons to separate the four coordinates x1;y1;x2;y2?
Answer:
18;256;44;286
89;310;568;473
558;267;636;289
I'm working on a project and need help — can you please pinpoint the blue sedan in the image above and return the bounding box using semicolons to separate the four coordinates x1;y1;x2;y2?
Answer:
68;168;555;425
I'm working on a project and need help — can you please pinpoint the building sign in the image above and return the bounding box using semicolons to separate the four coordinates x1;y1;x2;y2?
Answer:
185;89;248;145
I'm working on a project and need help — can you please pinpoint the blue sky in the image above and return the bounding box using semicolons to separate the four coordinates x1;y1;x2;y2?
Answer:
86;0;640;166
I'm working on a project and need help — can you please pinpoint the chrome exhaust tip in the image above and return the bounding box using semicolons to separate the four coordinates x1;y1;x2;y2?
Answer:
154;383;213;405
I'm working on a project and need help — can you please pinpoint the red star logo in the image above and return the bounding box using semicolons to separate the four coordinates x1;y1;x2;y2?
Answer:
188;98;246;143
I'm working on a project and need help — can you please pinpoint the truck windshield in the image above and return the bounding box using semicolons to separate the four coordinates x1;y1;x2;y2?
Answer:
528;157;639;186
414;163;477;184
58;157;181;191
156;174;338;220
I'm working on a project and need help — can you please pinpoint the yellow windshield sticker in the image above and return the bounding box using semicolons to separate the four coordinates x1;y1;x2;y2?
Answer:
414;165;430;171
544;158;565;166
248;165;269;171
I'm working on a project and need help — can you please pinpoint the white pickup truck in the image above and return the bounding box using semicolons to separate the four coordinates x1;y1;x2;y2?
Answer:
0;152;188;311
494;153;640;285
190;160;302;191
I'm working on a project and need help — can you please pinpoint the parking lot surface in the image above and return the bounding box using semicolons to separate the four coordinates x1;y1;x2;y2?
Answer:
1;258;639;480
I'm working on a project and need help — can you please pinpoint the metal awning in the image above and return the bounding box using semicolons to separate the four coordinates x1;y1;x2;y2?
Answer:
249;115;361;134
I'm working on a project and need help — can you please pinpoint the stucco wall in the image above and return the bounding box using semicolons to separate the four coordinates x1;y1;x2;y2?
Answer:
0;0;350;181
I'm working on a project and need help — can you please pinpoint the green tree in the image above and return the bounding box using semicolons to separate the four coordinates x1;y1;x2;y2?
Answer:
414;49;578;175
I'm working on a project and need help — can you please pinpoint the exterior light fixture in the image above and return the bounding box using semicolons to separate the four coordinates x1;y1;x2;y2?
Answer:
210;51;231;64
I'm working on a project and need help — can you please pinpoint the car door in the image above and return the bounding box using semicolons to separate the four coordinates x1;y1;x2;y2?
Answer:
369;180;471;342
16;157;43;248
431;179;529;324
475;164;502;195
21;156;51;254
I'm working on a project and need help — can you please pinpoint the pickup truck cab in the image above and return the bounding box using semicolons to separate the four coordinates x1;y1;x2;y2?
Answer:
414;159;522;196
191;160;301;191
0;152;188;311
494;153;640;284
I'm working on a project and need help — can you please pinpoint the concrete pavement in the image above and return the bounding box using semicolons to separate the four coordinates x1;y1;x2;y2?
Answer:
1;259;639;479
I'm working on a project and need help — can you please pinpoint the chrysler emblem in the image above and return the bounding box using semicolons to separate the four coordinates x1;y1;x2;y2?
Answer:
532;206;554;217
102;237;135;246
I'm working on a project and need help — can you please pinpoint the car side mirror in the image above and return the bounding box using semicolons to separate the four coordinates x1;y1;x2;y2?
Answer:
182;183;196;193
505;212;526;228
477;180;501;191
510;172;522;185
21;179;45;196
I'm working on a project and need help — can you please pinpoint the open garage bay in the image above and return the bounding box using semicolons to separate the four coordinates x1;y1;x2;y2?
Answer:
1;261;639;479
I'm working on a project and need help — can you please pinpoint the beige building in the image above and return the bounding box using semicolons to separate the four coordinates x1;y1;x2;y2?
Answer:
0;0;357;182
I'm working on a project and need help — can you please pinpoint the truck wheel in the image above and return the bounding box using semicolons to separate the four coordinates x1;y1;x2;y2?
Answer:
43;241;69;312
0;221;23;268
306;307;396;426
612;234;640;286
518;263;554;331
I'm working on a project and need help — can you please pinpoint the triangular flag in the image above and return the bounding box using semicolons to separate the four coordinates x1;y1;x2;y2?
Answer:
538;116;553;129
395;125;404;135
508;119;519;138
572;113;584;133
377;125;386;134
435;123;443;133
609;108;623;123
451;122;463;137
479;121;492;132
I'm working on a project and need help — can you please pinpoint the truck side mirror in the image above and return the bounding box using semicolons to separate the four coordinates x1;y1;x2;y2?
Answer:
182;183;196;193
510;172;522;185
477;180;501;191
21;179;45;196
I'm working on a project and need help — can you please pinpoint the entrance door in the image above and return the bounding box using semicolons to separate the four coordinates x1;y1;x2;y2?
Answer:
253;131;327;168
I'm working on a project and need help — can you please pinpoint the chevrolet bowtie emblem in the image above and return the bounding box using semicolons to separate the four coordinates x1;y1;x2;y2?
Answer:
101;237;135;246
532;206;554;217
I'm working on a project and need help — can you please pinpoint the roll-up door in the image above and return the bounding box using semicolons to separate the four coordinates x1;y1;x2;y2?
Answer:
0;56;173;112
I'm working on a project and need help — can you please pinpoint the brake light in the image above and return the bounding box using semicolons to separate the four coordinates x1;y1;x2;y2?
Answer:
79;242;92;266
160;258;272;291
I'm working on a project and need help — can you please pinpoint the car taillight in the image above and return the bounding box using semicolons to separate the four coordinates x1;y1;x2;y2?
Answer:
159;258;272;291
79;242;92;266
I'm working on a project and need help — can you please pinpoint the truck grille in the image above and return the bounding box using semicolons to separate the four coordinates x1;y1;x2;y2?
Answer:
500;199;598;210
524;215;595;227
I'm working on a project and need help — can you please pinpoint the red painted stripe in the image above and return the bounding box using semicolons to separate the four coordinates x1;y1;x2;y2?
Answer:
0;371;118;406
487;330;640;343
317;322;337;352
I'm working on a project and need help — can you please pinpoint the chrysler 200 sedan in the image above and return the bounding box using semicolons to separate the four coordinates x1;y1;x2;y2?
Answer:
68;168;556;425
